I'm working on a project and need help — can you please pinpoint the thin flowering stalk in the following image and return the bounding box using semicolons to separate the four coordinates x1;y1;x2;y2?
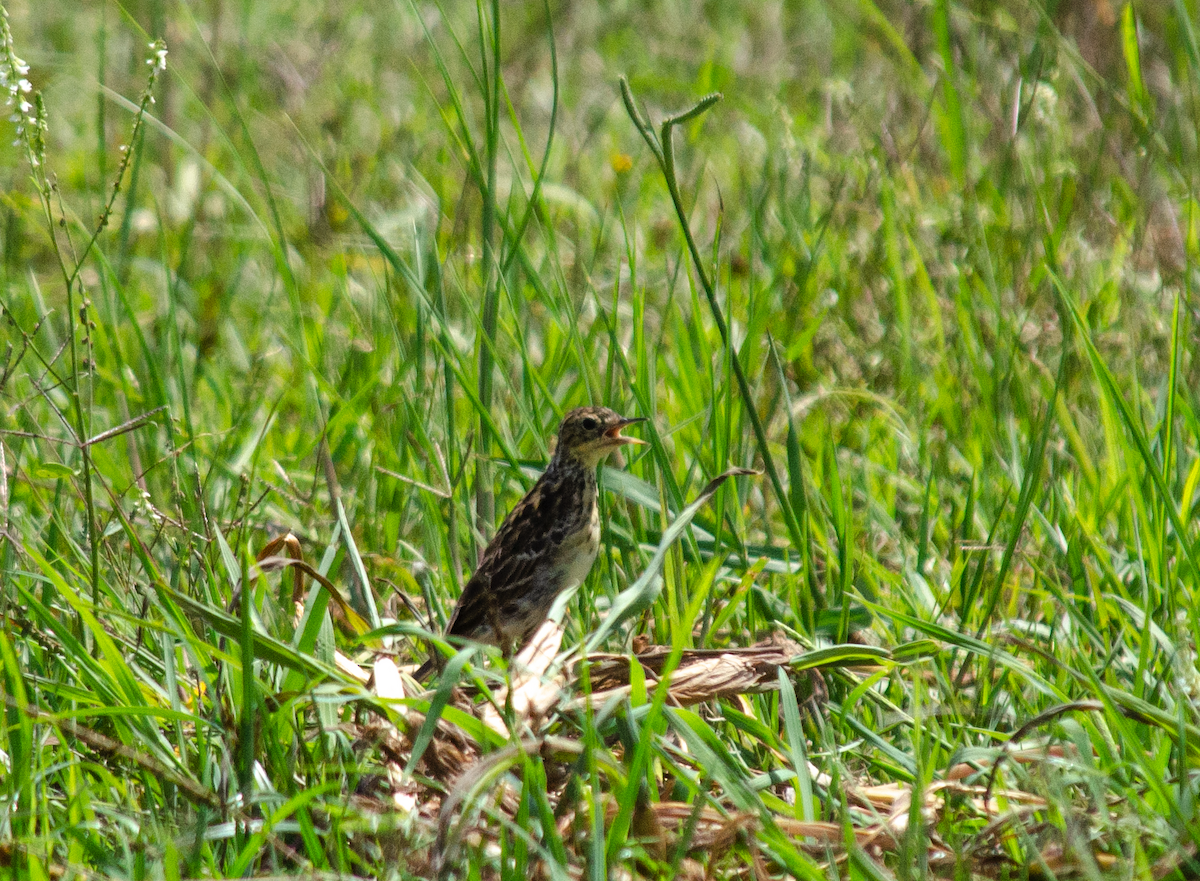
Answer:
2;7;168;608
0;5;42;168
3;3;98;604
65;39;167;292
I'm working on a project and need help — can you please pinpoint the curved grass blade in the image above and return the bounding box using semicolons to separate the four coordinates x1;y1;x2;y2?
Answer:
585;468;756;652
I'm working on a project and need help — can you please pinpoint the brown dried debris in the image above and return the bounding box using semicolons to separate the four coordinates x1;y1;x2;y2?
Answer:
582;634;826;711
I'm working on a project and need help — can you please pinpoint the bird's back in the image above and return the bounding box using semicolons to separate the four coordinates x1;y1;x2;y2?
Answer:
443;459;598;652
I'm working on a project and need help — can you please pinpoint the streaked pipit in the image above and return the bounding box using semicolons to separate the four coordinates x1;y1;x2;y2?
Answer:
415;406;645;680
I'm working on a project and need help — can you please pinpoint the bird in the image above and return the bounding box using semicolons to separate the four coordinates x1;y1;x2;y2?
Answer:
414;406;646;681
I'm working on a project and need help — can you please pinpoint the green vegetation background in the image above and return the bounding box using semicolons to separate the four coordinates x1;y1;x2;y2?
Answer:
2;0;1199;876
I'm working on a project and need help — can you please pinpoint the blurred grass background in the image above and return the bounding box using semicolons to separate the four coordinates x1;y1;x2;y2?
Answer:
2;0;1200;876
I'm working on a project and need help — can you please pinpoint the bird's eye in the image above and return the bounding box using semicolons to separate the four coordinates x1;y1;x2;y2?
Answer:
581;417;598;431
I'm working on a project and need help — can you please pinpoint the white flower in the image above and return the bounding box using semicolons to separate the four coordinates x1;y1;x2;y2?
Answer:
146;42;167;71
17;78;29;93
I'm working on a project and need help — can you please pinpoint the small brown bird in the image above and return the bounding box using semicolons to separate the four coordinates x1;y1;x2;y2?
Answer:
415;406;646;681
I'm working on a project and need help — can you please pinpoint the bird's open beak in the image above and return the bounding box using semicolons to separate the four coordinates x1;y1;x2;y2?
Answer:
604;417;647;445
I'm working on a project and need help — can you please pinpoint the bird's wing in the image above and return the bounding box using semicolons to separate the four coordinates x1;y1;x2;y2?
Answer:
442;554;537;641
444;470;587;639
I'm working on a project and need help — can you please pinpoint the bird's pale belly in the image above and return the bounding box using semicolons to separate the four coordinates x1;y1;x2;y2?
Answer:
557;504;600;591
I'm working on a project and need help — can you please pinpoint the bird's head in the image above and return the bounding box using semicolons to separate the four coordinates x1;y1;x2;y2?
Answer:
553;406;647;468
